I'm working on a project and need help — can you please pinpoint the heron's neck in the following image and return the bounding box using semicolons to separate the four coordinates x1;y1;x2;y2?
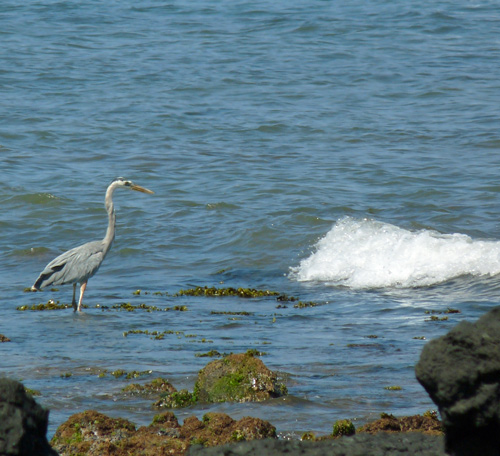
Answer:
103;184;117;252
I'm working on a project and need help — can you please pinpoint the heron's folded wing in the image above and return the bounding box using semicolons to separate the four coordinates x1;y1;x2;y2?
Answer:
33;241;105;289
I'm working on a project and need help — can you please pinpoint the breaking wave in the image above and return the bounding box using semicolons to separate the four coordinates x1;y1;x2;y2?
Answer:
290;218;500;289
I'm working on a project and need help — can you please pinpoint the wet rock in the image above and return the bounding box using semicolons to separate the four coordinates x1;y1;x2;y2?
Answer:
122;377;177;396
357;412;443;435
180;412;276;446
194;352;287;403
0;378;58;456
187;432;445;456
50;410;137;455
154;389;197;408
51;410;275;456
0;333;11;342
415;306;500;456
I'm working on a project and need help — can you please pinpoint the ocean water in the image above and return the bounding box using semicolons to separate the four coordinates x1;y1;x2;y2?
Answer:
1;0;500;439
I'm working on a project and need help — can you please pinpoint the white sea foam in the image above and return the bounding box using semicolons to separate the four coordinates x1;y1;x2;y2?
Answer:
291;217;500;289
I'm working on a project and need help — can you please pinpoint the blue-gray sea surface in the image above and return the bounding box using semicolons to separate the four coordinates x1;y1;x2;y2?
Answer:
1;0;500;439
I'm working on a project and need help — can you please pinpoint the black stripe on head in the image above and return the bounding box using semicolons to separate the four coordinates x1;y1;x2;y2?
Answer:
111;177;132;187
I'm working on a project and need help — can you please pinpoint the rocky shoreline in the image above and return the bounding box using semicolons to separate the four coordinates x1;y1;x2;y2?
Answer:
188;433;446;456
0;378;445;456
2;306;500;455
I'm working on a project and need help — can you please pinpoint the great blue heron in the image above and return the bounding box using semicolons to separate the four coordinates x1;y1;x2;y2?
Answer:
31;177;154;312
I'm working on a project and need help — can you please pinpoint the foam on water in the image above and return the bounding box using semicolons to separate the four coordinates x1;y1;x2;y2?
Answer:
291;218;500;289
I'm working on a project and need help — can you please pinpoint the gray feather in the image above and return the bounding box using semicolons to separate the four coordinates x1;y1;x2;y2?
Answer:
33;241;107;289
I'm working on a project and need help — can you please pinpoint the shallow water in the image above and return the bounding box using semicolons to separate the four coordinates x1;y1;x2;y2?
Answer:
1;0;500;439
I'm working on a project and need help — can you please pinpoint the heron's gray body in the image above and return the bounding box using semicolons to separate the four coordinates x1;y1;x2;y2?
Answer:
33;240;109;290
31;177;153;312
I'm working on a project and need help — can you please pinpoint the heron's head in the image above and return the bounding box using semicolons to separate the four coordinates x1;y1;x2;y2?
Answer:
112;177;154;194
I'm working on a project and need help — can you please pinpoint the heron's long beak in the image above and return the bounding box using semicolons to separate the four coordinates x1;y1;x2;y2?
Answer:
131;184;154;194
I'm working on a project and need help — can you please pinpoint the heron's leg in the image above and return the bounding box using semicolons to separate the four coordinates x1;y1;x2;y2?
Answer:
72;283;77;312
76;282;87;312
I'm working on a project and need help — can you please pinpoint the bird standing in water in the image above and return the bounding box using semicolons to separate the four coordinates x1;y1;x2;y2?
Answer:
31;177;154;312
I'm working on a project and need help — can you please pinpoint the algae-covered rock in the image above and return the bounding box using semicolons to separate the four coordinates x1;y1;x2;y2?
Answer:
154;389;197;409
180;412;276;446
51;410;275;456
358;413;443;435
175;286;281;298
194;352;287;403
332;419;356;437
122;377;176;396
50;410;136;454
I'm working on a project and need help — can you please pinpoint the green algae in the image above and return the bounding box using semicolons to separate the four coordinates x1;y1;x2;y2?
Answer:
25;387;41;396
107;302;187;312
195;350;225;358
17;300;80;311
194;352;287;404
94;302;188;312
154;389;197;409
276;293;297;302
149;352;288;408
423;410;439;419
332;419;356;437
96;368;153;380
175;286;281;299
384;385;402;391
123;329;192;340
210;311;253;316
231;429;246;442
126;370;153;379
301;431;316;441
426;315;449;322
293;301;321;308
245;348;267;357
122;377;175;395
346;343;383;348
111;369;127;378
424;308;460;321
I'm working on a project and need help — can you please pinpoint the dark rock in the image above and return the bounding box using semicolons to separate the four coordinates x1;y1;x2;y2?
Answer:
415;306;500;456
0;378;58;456
194;352;287;403
187;433;445;456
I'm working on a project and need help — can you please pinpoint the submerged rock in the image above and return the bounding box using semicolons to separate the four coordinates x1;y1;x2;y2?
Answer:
0;378;58;456
194;352;287;403
50;410;275;456
122;377;176;396
416;306;500;456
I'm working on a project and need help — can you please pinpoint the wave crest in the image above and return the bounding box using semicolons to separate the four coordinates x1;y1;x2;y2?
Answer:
290;218;500;289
